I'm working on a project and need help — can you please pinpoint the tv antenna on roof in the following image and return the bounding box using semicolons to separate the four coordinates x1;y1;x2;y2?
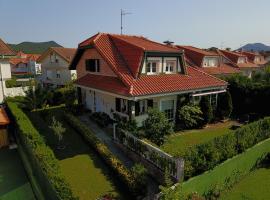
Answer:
121;9;132;35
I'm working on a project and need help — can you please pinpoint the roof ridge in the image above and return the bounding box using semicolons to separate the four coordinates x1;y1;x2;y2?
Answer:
0;38;16;55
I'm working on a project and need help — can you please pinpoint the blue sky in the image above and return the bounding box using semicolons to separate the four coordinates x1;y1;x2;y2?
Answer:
1;0;269;49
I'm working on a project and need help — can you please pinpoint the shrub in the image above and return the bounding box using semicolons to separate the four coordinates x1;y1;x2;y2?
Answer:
130;164;148;195
57;82;76;108
7;100;77;200
178;104;203;129
64;113;147;196
217;92;233;120
184;117;270;179
199;96;213;125
90;112;112;127
143;109;174;146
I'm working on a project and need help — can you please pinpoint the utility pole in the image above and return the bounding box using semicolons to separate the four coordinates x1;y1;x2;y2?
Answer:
121;9;132;34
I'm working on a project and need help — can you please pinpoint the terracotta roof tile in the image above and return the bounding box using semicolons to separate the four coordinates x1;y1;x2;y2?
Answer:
51;47;76;63
73;33;227;97
0;39;16;56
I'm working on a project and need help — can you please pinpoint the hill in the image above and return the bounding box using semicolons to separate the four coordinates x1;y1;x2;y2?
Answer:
9;41;62;54
238;43;270;52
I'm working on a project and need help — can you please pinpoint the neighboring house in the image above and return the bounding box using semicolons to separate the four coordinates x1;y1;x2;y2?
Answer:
70;33;227;126
176;46;241;77
219;50;264;78
9;51;41;75
38;47;77;87
0;39;16;103
241;51;267;67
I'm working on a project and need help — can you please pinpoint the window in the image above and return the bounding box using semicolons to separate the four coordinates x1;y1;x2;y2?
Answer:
115;98;128;114
85;59;100;72
56;70;60;78
135;99;153;116
203;57;219;67
238;57;246;64
161;100;174;120
210;94;217;108
146;61;158;74
165;60;176;73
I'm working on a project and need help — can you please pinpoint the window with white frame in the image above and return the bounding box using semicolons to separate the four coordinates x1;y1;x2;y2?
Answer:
165;60;176;73
161;100;175;120
203;57;219;67
146;60;158;74
238;57;246;64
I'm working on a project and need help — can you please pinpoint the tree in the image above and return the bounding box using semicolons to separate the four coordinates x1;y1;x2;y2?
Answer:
199;96;213;125
24;83;50;110
178;104;203;129
49;116;66;149
217;92;233;120
143;109;174;146
58;81;76;109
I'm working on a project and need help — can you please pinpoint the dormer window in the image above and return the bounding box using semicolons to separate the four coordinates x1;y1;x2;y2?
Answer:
85;59;100;72
203;57;219;67
146;60;158;74
238;57;246;64
165;59;177;73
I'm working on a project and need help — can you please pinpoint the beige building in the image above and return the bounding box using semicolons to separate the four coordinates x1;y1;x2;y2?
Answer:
38;47;77;87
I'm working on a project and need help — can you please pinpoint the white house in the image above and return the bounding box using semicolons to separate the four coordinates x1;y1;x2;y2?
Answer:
38;47;77;87
0;39;16;103
70;33;227;126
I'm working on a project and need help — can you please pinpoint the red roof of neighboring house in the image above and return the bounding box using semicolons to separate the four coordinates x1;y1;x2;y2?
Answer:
38;47;76;63
10;52;41;65
195;64;241;75
73;33;227;97
241;51;267;65
0;39;16;56
0;108;10;125
176;45;218;67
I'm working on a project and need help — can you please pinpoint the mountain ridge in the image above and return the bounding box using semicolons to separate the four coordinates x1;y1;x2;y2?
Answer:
9;41;62;54
238;43;270;52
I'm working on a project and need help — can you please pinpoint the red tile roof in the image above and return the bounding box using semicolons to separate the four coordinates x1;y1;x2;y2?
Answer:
0;108;10;125
176;45;218;67
73;33;227;97
38;47;76;63
10;52;41;65
0;39;16;56
219;50;261;68
195;64;241;75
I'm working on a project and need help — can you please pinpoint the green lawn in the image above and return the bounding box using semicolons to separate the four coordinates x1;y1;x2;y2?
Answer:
161;121;238;157
0;149;35;200
28;108;127;200
221;168;270;200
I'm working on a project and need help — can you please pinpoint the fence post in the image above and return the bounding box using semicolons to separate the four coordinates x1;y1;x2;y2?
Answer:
176;158;185;181
113;123;117;140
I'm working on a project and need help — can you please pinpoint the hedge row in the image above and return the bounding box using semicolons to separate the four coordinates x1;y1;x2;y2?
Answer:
179;137;270;198
64;113;145;196
7;101;78;200
184;117;270;179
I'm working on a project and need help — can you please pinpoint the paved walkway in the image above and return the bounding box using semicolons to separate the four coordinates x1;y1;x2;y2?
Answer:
79;115;134;168
79;115;160;198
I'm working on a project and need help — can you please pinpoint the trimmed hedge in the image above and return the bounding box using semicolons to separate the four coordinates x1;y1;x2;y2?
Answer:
64;113;146;196
184;117;270;179
180;138;270;196
7;101;78;200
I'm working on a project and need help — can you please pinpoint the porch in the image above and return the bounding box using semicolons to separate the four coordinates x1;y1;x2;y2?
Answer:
78;86;226;126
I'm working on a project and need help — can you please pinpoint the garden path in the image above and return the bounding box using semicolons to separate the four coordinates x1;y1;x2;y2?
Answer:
79;115;160;199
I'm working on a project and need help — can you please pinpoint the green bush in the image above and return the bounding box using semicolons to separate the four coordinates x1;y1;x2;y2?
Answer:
5;78;34;88
90;112;112;127
64;113;147;196
143;109;174;146
199;96;213;125
7;101;77;200
217;91;233;120
184;117;270;179
178;104;203;129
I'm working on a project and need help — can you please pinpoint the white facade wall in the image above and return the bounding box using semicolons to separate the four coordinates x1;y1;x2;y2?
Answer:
41;52;76;86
